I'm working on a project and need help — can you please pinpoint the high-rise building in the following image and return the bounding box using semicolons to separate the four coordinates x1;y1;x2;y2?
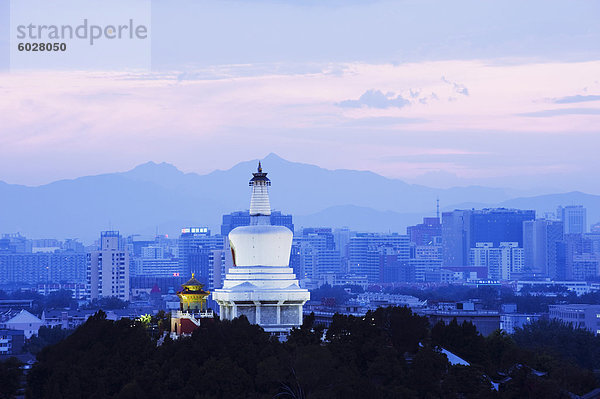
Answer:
442;208;534;268
410;244;443;282
136;244;180;278
177;228;225;285
316;249;342;277
294;238;318;280
213;162;309;336
127;236;155;258
130;235;180;278
333;228;353;273
558;205;587;234
469;242;523;280
561;233;599;280
523;219;564;278
0;234;32;254
293;228;341;281
302;228;336;250
0;252;87;284
470;209;535;247
585;232;600;255
86;231;129;301
380;246;413;283
557;233;599;281
571;254;599;281
348;233;410;283
442;210;471;267
407;217;442;246
142;245;164;259
0;234;87;284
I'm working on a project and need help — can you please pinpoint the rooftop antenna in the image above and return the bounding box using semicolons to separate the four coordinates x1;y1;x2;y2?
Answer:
436;197;440;219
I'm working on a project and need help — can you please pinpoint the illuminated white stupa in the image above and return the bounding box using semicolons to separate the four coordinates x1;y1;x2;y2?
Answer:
212;162;310;335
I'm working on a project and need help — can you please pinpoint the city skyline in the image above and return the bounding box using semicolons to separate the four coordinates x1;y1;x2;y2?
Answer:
1;153;599;242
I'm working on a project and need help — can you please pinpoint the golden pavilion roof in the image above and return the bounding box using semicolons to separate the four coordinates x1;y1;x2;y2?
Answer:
183;273;203;287
177;273;210;297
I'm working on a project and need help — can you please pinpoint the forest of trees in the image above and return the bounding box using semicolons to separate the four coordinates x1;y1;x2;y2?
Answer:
16;306;599;399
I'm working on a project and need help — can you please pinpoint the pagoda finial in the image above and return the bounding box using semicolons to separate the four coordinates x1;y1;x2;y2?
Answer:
249;162;271;217
192;273;195;279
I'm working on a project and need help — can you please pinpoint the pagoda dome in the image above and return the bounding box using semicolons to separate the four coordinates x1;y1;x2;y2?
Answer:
229;225;293;267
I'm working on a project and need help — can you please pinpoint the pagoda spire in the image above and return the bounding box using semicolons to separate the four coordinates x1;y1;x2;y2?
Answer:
249;161;271;218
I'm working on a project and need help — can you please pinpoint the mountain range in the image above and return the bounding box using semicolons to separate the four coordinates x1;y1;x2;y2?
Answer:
0;153;598;243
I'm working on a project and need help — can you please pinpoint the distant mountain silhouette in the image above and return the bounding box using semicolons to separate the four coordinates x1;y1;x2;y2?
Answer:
0;153;597;242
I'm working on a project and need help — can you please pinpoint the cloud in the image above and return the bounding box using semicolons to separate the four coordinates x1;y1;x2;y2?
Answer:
337;89;410;109
3;59;600;189
518;108;600;117
442;76;469;96
553;94;600;104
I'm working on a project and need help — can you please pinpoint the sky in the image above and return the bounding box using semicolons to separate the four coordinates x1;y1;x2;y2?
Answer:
1;0;599;194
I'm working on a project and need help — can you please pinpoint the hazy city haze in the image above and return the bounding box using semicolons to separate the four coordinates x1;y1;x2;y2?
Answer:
1;153;598;242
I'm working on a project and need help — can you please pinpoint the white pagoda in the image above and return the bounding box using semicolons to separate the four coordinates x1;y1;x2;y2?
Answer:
212;162;310;335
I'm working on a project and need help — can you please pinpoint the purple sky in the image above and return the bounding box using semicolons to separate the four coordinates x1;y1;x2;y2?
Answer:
1;0;599;194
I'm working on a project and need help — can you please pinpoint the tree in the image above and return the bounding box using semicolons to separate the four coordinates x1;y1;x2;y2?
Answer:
26;306;600;398
26;325;73;355
0;357;23;399
442;365;497;399
287;312;324;346
309;284;350;305
513;319;600;370
44;289;75;309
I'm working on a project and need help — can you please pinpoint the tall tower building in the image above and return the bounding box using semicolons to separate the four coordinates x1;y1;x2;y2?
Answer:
178;227;225;287
469;242;523;280
442;210;471;267
442;208;534;268
348;233;410;283
558;205;587;234
407;217;442;246
86;231;129;301
212;162;310;336
523;219;564;278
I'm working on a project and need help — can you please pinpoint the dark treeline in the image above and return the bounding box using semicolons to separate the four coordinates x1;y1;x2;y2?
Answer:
0;357;22;399
24;307;599;399
26;326;74;355
309;284;362;305
512;319;600;371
